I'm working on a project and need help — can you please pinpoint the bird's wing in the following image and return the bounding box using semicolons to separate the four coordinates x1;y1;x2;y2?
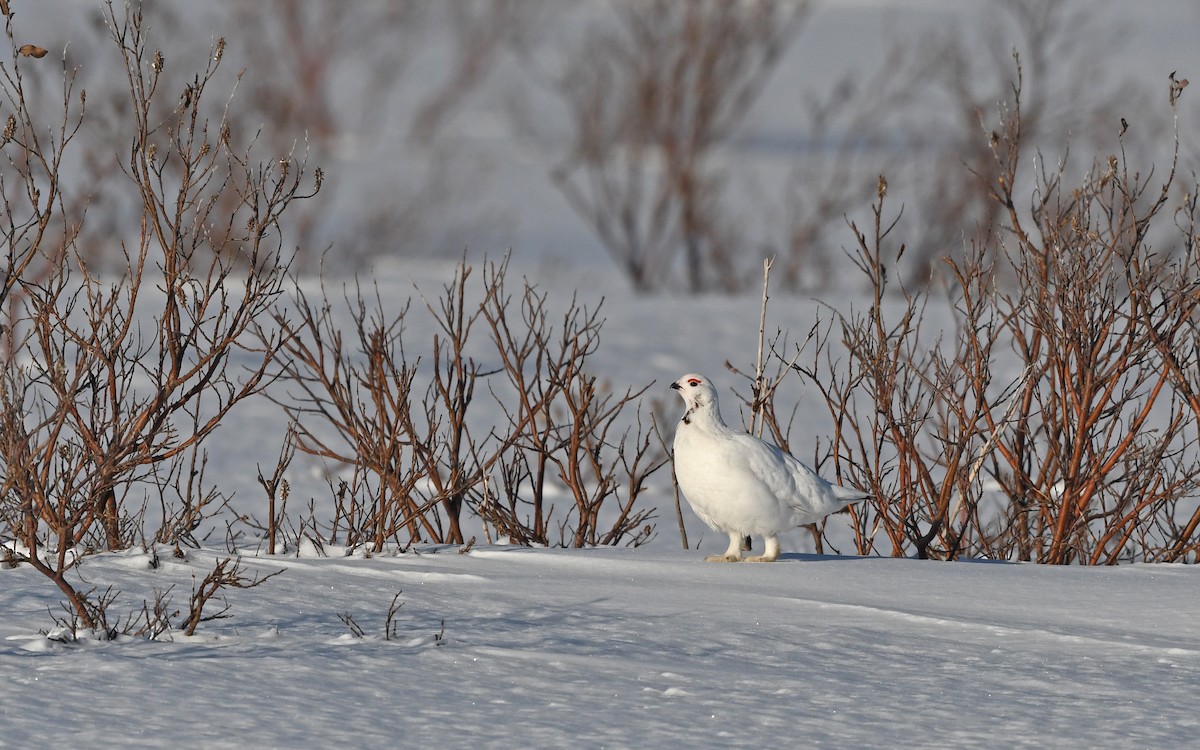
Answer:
727;433;816;495
731;433;860;517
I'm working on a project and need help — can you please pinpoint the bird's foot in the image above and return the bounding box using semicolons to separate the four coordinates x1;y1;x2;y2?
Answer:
703;553;743;563
742;554;779;563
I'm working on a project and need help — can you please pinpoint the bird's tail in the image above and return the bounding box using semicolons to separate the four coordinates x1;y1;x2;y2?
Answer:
832;484;871;506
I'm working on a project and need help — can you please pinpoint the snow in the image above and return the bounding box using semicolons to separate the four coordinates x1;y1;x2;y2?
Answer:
4;2;1200;748
3;545;1199;748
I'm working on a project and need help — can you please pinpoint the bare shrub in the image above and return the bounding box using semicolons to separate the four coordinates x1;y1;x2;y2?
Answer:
974;62;1198;564
269;268;497;550
480;261;664;546
339;591;405;641
125;553;281;640
131;586;179;641
180;556;281;636
798;59;1200;563
797;177;1006;559
0;2;315;627
256;424;297;556
271;256;666;550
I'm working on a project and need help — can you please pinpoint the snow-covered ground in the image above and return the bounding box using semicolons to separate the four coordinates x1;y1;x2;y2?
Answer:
4;544;1198;748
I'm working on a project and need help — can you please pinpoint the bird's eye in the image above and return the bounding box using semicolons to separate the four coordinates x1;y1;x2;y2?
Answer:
688;379;701;387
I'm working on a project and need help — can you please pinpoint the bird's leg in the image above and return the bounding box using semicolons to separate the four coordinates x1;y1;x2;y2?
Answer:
744;536;780;563
704;531;745;562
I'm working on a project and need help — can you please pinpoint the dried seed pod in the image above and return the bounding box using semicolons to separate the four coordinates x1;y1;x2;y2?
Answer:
18;44;48;58
1169;70;1190;106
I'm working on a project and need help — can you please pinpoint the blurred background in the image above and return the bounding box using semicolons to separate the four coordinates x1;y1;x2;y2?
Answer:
8;0;1200;292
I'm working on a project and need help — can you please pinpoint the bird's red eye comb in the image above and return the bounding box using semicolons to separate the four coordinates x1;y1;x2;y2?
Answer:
687;378;702;386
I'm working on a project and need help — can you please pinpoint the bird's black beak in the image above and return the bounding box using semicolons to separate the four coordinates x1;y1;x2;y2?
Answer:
670;382;681;390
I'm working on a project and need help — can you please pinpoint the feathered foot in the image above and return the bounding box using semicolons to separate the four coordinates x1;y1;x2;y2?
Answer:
743;536;780;563
704;531;745;562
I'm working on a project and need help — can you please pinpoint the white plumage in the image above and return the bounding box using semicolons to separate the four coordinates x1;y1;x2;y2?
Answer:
671;373;869;562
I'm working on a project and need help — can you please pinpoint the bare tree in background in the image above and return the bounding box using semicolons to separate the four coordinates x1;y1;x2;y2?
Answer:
219;0;418;266
767;48;918;291
221;0;528;267
551;0;1154;294
409;0;527;146
553;0;806;292
758;0;1157;292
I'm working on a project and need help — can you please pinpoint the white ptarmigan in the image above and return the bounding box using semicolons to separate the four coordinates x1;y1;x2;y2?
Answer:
671;373;870;562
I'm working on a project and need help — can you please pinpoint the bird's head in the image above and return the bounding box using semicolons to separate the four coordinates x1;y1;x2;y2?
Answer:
670;373;719;423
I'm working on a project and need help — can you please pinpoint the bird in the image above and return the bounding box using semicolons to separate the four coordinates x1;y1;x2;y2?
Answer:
670;373;869;562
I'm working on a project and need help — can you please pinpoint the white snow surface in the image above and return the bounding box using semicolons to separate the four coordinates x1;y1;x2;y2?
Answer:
2;545;1198;748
